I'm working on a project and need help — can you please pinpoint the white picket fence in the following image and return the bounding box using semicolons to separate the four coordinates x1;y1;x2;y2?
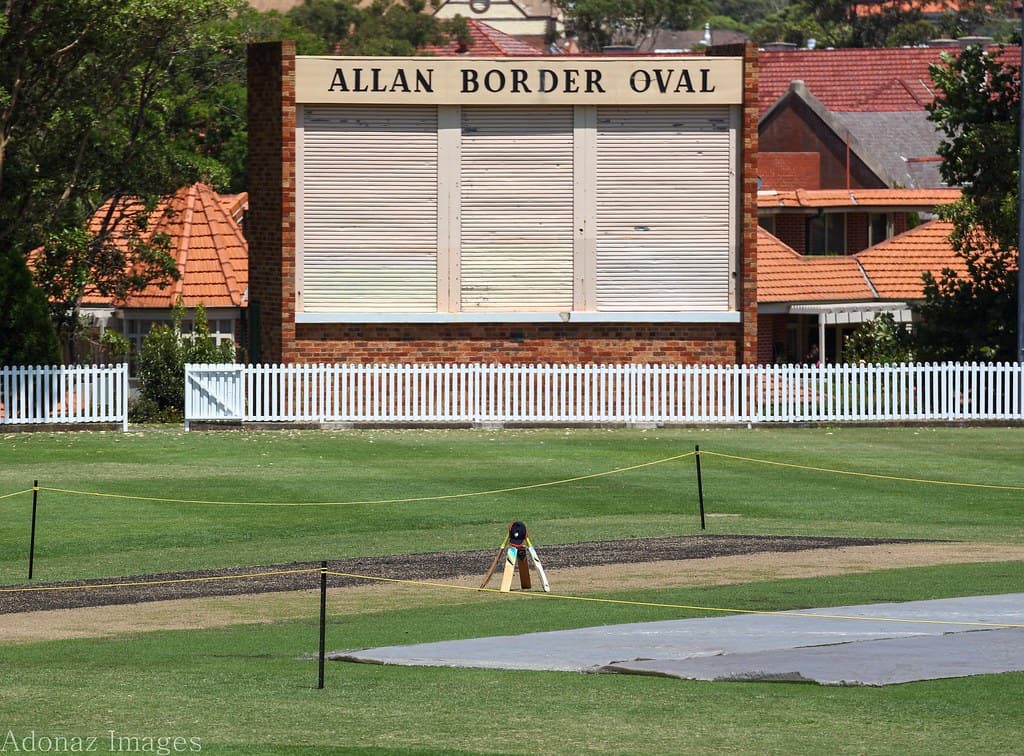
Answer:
0;364;129;430
184;362;1024;428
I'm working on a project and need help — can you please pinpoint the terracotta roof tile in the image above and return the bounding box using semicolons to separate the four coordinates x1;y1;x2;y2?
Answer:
420;18;544;56
759;46;1020;115
758;187;960;209
757;227;875;302
759;218;981;305
855;218;965;299
80;183;247;310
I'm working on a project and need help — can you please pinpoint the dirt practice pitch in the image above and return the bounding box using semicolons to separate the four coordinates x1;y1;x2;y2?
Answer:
4;535;1024;646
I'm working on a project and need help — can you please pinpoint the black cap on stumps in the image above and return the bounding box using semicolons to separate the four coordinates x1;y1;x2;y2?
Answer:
508;521;527;545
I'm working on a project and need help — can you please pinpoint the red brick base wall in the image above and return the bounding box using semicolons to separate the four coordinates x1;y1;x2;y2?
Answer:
289;323;743;364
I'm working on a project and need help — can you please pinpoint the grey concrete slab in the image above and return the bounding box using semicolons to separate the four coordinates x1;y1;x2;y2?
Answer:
331;594;1024;685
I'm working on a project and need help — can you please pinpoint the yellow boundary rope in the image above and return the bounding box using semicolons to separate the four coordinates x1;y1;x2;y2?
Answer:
324;570;1022;629
2;566;1019;629
2;445;1020;506
13;451;696;508
0;488;32;500
700;450;1024;491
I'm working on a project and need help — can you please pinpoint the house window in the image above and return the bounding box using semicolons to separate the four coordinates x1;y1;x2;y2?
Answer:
123;315;236;375
807;212;846;255
868;212;892;247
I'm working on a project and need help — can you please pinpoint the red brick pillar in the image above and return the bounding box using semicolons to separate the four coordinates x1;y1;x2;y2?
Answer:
708;43;759;365
246;41;296;364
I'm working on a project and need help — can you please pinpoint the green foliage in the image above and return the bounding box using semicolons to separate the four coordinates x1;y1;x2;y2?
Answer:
136;300;235;415
915;46;1020;362
705;14;752;34
843;312;914;364
915;206;1018;362
285;0;453;56
751;0;1014;48
32;217;178;361
99;329;131;364
751;4;832;47
560;0;710;51
0;248;59;366
712;0;788;27
2;0;246;363
0;0;244;255
929;46;1019;251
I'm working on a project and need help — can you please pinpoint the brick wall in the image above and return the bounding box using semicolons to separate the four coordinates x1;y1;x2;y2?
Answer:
847;211;869;254
708;42;759;365
756;313;788;365
293;323;743;364
759;152;820;191
773;214;807;255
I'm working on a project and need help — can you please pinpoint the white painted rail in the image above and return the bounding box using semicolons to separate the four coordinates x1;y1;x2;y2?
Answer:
0;364;129;430
184;362;1024;427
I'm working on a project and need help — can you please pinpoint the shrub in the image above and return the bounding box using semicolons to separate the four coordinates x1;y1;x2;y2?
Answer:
844;312;915;364
136;300;234;415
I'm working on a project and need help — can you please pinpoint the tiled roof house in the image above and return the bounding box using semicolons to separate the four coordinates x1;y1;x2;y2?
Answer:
78;183;248;365
758;218;967;363
753;45;1019;363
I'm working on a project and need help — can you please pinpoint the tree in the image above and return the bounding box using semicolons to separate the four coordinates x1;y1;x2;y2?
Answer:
0;248;59;366
285;0;463;56
1;0;242;363
558;0;710;51
32;213;178;361
751;0;1014;49
914;45;1020;361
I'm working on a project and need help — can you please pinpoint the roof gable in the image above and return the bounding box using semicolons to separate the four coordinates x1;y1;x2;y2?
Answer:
760;78;949;189
759;218;969;304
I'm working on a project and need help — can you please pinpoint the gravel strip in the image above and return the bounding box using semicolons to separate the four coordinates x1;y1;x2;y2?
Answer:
0;535;920;614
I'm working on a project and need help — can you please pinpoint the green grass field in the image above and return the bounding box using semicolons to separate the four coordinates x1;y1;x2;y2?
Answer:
2;426;1023;754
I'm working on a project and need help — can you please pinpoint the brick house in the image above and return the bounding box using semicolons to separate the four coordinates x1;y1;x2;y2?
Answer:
752;44;1019;363
758;218;967;364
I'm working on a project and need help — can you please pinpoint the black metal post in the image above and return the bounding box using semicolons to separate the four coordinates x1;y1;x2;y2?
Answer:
318;560;327;689
695;446;706;530
28;480;39;580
